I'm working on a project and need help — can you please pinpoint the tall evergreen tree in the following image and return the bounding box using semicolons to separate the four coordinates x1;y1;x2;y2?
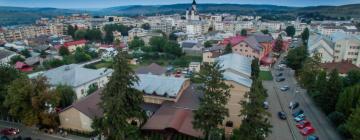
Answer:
251;58;260;80
301;28;310;45
322;69;343;114
224;43;233;54
192;62;231;138
345;103;360;139
95;50;144;139
241;29;247;36
336;84;360;117
285;26;296;37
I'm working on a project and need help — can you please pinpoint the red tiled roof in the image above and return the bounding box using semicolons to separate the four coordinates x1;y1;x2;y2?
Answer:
15;61;33;72
220;35;246;46
321;61;360;74
63;39;86;47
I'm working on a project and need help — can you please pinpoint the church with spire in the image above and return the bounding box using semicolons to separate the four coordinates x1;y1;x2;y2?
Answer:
185;0;200;20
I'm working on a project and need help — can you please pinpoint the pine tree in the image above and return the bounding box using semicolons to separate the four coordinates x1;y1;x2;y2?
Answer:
301;28;310;45
251;58;260;80
322;69;343;114
345;103;360;139
96;50;144;139
192;62;231;138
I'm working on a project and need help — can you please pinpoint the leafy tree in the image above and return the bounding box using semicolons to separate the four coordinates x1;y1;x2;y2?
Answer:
343;70;360;87
301;28;310;45
129;36;145;50
141;23;150;30
322;69;343;114
149;36;167;52
224;43;232;54
10;55;25;64
164;41;182;57
103;24;132;43
193;62;231;138
20;49;31;58
95;50;144;139
285;45;308;71
84;45;99;59
85;29;102;42
336;84;360;117
87;83;98;95
4;76;60;127
43;59;64;69
0;64;22;112
328;111;346;127
299;54;321;90
74;48;91;63
285;26;296;37
55;85;76;108
241;29;247;36
345;104;360;139
74;29;87;40
59;46;70;56
204;40;213;48
169;32;178;41
273;35;284;53
261;29;269;34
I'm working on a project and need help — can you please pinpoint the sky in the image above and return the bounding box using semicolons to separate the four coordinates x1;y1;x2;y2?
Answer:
0;0;360;9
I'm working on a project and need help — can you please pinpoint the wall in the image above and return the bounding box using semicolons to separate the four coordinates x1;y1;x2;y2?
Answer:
59;108;94;132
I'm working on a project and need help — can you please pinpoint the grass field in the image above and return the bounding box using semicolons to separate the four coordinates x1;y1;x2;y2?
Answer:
259;70;273;81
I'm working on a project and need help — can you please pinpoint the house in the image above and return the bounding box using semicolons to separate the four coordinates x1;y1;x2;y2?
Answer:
202;45;223;63
135;63;167;76
308;33;334;63
33;64;113;99
0;48;17;63
188;62;201;72
15;61;33;72
59;39;86;53
181;40;203;56
321;61;360;76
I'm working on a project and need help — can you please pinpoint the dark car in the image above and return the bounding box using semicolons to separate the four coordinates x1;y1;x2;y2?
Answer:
292;109;304;117
307;135;319;140
276;67;284;71
276;77;285;82
0;128;20;136
278;111;287;120
289;102;300;110
275;73;283;77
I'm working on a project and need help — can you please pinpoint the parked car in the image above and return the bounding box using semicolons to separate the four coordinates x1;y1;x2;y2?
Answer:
278;64;286;68
0;128;20;136
289;102;300;110
278;111;287;120
292;109;304;117
276;77;285;82
263;101;269;109
296;120;311;129
307;135;319;140
275;73;283;77
294;114;306;122
275;67;284;71
280;86;290;91
300;126;315;136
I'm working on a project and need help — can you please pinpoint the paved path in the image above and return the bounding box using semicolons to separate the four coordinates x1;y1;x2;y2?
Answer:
265;55;342;140
0;121;89;140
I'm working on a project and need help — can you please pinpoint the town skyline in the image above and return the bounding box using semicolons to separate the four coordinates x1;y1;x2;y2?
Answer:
1;0;360;9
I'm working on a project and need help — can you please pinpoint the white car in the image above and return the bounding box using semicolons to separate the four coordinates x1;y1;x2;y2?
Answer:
280;86;290;91
278;64;286;68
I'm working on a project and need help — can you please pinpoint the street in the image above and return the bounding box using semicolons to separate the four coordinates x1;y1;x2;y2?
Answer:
0;121;89;140
265;55;342;140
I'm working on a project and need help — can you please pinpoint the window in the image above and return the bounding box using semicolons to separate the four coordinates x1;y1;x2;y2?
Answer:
235;49;238;51
245;50;248;52
240;49;242;52
226;121;233;127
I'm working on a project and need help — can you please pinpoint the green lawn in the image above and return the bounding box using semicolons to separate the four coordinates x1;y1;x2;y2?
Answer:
259;71;273;81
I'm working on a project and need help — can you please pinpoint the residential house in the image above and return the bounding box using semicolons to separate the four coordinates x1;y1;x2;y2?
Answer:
0;48;17;63
135;63;167;76
181;40;203;56
308;33;335;63
320;61;360;76
32;64;113;99
60;40;86;53
15;61;33;72
188;62;201;73
202;45;223;63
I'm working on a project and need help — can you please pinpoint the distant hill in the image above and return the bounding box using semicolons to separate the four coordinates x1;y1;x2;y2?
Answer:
1;3;360;26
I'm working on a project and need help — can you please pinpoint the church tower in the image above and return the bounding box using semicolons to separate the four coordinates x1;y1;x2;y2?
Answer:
186;0;200;20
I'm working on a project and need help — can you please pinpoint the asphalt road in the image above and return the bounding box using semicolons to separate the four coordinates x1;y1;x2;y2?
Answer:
0;121;89;140
265;55;342;140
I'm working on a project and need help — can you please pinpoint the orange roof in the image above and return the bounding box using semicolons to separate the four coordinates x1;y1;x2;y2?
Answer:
64;39;86;47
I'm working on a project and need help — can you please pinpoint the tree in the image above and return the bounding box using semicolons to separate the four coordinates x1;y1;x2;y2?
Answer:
204;41;212;48
241;29;247;36
4;76;60;127
169;32;178;41
141;23;150;30
299;54;321;90
345;104;360;139
74;48;91;63
67;25;76;38
87;83;98;95
85;29;102;42
192;62;231;138
95;50;144;139
251;58;260;80
10;55;25;64
343;70;360;87
43;59;64;69
285;26;296;37
74;29;87;40
273;35;283;53
59;46;70;56
224;43;232;54
261;29;269;34
321;69;343;114
55;85;76;108
149;36;167;52
129;36;145;50
336;84;360;117
285;45;308;71
0;64;22;112
301;28;310;45
103;24;132;43
20;49;31;58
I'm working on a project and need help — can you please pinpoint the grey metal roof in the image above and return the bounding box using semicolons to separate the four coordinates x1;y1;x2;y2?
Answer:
134;74;188;98
223;71;252;87
135;63;166;75
0;48;16;60
41;64;113;87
